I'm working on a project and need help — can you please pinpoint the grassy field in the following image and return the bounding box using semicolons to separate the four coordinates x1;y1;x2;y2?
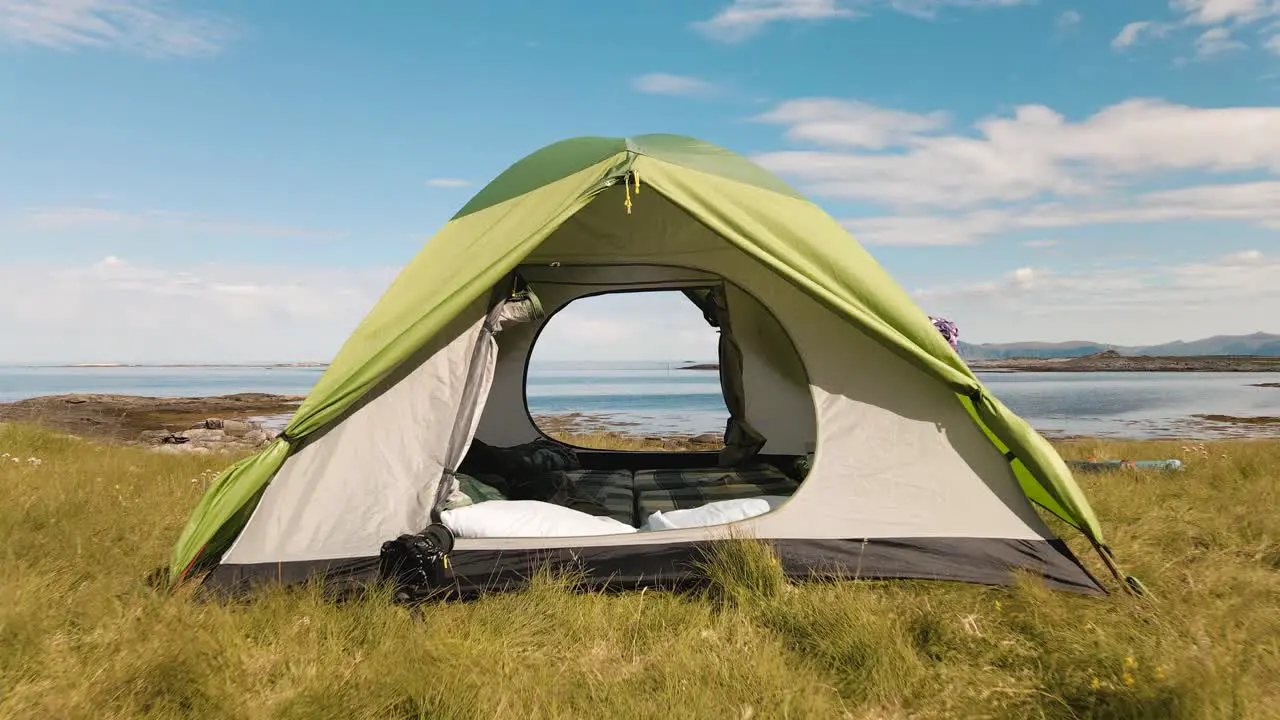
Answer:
545;429;722;452
1;423;1278;719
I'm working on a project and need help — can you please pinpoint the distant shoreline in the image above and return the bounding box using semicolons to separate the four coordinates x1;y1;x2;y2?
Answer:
10;354;1280;373
967;354;1280;373
678;355;1280;373
3;392;1279;444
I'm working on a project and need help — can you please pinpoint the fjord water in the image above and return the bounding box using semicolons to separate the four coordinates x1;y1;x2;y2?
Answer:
1;362;1278;439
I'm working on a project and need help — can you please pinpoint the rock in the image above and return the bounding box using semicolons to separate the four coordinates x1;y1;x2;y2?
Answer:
220;419;253;435
242;429;268;446
179;428;226;443
203;418;225;429
691;433;722;444
151;440;255;455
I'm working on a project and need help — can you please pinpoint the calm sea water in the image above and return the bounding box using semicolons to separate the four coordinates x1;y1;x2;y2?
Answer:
1;362;1278;439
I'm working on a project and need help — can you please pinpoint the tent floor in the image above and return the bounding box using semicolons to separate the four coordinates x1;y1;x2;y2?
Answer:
199;536;1107;601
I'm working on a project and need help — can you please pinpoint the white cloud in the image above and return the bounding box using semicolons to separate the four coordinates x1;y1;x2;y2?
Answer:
1010;266;1037;288
843;180;1280;245
1;205;337;239
1022;239;1060;248
1194;25;1247;54
1113;21;1157;48
0;0;237;57
1112;0;1280;55
913;250;1279;344
16;206;141;232
530;291;720;362
0;257;397;363
880;0;1034;19
752;98;1280;211
0;260;725;364
632;73;719;97
845;211;1011;246
1056;9;1082;31
692;0;1032;42
1266;29;1280;52
425;178;472;189
1224;248;1264;263
1173;0;1276;25
755;98;948;149
693;0;856;42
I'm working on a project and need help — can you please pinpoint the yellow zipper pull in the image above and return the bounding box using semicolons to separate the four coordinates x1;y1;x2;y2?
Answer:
634;170;640;195
624;175;633;214
442;554;450;570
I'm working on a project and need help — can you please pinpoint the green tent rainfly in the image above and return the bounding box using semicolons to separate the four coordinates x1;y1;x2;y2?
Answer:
169;134;1129;598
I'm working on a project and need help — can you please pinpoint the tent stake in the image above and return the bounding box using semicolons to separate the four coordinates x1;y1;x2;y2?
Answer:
1091;540;1152;599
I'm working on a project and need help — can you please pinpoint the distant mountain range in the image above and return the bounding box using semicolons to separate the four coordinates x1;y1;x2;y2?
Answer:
957;332;1280;360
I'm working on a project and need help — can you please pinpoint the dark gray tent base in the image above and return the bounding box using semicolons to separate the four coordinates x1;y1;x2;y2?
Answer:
200;536;1106;600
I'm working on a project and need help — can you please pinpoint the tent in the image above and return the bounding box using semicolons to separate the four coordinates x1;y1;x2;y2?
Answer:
169;134;1125;598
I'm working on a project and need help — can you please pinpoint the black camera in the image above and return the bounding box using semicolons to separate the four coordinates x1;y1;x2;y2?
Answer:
377;523;455;602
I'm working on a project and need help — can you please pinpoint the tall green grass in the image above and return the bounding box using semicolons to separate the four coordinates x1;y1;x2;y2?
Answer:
1;423;1277;718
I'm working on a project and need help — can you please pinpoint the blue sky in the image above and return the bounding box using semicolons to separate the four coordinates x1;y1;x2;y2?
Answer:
1;0;1278;363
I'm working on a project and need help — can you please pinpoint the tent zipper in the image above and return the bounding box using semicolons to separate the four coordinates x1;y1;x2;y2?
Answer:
616;170;640;214
427;287;509;527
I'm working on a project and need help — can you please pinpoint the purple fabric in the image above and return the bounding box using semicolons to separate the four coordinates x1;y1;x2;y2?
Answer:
929;316;959;349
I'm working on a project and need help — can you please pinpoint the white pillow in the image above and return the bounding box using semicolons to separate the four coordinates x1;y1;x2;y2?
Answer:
441;500;637;538
641;495;790;532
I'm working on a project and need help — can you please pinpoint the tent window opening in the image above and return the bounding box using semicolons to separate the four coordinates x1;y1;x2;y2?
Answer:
448;280;818;537
525;289;728;452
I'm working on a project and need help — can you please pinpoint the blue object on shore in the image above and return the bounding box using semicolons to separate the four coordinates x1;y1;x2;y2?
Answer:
1067;459;1184;473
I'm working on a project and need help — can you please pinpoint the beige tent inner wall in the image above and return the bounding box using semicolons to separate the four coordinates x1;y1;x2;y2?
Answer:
456;185;1057;550
222;297;490;565
473;264;815;454
723;283;816;455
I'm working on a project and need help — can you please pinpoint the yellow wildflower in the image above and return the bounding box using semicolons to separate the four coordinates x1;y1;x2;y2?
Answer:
1089;677;1101;690
1123;672;1135;687
1124;656;1138;669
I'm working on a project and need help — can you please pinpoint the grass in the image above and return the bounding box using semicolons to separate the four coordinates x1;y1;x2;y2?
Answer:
545;429;722;452
2;423;1278;719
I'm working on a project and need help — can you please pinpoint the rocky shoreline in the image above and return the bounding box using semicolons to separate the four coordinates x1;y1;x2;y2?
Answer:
0;393;303;454
968;353;1280;373
683;355;1280;373
3;391;1279;452
0;394;727;454
534;411;724;449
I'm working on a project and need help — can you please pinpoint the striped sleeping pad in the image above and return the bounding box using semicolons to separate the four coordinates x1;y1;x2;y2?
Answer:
541;469;637;526
633;465;799;520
